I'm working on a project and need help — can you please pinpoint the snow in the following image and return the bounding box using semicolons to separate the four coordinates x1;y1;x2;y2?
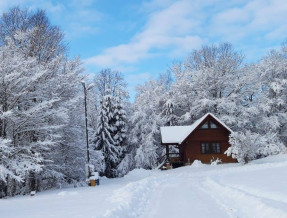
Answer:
160;113;233;144
160;126;192;144
89;172;99;180
191;159;203;167
1;155;287;218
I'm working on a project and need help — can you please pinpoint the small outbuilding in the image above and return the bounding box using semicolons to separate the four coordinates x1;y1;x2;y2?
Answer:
160;113;236;166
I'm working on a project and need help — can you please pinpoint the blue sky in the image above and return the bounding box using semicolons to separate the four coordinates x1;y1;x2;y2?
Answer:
1;0;287;98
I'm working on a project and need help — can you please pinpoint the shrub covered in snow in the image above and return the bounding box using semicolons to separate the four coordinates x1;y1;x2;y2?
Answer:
210;157;222;165
226;131;287;164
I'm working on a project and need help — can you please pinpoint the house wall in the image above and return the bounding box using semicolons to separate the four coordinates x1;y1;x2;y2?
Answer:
182;118;237;164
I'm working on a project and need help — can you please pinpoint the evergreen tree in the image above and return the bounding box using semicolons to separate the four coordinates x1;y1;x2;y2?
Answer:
113;91;127;147
91;69;129;177
93;87;120;178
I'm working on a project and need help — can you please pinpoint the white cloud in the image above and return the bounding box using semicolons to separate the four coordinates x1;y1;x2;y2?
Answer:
211;0;287;41
85;0;206;68
86;0;287;68
2;0;286;70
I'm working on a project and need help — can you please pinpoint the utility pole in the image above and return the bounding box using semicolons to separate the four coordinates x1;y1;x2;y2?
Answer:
82;81;93;179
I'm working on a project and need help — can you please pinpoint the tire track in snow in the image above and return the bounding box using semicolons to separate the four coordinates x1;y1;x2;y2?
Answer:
102;175;165;218
192;181;238;218
202;177;287;218
223;184;287;205
141;172;232;218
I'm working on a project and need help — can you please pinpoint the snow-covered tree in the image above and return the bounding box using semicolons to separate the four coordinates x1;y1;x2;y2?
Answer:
113;91;127;147
162;99;177;126
94;69;129;99
0;7;85;197
93;87;120;178
129;79;166;169
116;154;133;177
226;131;286;164
91;69;129;177
0;7;66;62
169;43;250;127
255;43;287;146
0;34;48;196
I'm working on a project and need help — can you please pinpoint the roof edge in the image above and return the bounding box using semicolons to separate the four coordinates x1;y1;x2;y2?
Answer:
178;112;233;144
160;113;233;145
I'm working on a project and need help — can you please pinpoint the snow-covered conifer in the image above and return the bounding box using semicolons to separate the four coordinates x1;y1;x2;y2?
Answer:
113;91;127;147
93;87;120;177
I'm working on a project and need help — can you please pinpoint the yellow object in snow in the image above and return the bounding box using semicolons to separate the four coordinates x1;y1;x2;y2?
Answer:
90;179;96;186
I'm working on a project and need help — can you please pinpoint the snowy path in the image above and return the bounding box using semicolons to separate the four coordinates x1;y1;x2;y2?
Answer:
1;155;287;218
143;175;230;218
141;161;287;218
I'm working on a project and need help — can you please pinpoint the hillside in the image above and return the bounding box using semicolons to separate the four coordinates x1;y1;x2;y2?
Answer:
1;155;287;218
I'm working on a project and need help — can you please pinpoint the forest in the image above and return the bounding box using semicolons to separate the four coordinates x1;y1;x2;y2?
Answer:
0;7;286;198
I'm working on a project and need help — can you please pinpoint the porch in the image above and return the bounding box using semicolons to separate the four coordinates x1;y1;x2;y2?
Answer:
158;144;184;169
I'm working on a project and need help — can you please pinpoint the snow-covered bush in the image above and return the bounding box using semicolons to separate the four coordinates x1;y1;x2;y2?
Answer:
210;157;222;165
226;131;286;164
225;131;258;164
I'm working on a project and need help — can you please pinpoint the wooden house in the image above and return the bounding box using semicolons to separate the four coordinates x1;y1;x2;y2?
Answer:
160;113;236;167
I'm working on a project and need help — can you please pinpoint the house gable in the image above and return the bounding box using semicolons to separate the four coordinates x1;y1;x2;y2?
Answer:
160;113;232;145
180;114;232;145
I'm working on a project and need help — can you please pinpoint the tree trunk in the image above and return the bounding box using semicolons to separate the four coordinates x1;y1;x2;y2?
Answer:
29;171;36;192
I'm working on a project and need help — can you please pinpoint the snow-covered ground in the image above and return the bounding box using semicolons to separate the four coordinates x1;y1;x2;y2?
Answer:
1;155;287;218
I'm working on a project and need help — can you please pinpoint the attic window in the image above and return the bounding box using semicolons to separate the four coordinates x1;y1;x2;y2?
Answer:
200;120;219;129
201;122;209;129
210;121;218;129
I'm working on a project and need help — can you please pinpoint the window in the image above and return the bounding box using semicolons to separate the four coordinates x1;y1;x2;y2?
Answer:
201;122;209;129
201;142;221;154
210;121;218;129
200;120;219;129
201;143;210;153
211;143;220;153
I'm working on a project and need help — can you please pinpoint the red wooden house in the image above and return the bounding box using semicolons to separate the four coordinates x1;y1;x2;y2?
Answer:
160;113;236;166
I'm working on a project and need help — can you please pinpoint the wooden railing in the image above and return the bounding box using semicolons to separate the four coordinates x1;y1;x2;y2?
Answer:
168;152;183;158
157;154;167;166
157;152;183;166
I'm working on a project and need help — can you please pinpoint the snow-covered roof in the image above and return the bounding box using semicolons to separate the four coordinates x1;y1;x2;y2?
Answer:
160;113;233;144
160;126;194;144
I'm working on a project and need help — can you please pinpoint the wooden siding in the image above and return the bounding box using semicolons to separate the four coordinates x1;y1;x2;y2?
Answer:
182;116;237;163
